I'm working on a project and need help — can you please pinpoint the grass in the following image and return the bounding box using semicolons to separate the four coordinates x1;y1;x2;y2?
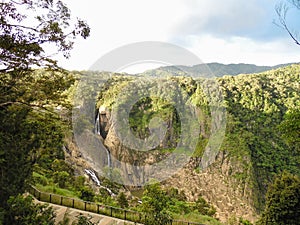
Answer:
32;171;79;199
35;183;79;199
130;188;144;198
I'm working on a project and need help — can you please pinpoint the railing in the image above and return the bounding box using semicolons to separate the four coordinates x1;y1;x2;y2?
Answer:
28;186;205;225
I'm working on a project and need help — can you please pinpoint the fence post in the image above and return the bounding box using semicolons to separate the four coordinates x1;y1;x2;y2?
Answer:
38;191;41;201
72;199;75;208
49;194;52;203
97;204;99;214
110;207;112;217
60;196;63;205
84;202;87;211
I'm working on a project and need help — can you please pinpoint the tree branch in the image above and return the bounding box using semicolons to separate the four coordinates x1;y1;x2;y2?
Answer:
289;0;300;9
275;3;300;45
4;24;39;32
0;101;57;114
282;22;300;45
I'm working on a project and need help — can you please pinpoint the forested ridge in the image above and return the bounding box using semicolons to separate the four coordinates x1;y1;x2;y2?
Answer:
143;62;296;77
0;63;299;224
1;0;300;224
81;63;299;223
219;64;300;210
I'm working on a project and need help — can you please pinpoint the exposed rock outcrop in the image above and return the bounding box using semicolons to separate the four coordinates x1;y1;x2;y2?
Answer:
94;105;258;223
163;152;258;223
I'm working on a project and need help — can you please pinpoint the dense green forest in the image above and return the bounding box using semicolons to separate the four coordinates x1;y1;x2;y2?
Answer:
1;62;300;224
69;64;299;224
97;64;300;184
1;0;300;225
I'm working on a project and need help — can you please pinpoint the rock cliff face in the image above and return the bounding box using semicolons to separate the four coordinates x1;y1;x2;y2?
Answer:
71;65;300;223
163;153;258;222
96;105;258;223
99;105;179;186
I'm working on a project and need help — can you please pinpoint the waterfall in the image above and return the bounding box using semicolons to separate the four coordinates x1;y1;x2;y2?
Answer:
95;112;101;135
84;169;101;186
89;109;115;196
84;169;115;196
105;139;111;167
95;111;111;167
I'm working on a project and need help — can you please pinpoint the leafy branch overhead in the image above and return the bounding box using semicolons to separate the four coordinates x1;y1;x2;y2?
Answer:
0;1;90;223
0;0;90;72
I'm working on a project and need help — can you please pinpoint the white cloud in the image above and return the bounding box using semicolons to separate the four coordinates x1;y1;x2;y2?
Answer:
172;0;281;39
183;34;300;66
57;0;188;70
55;0;300;71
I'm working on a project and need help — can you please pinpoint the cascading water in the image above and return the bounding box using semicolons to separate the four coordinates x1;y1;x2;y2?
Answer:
95;111;111;167
85;169;101;186
95;112;101;135
84;169;115;196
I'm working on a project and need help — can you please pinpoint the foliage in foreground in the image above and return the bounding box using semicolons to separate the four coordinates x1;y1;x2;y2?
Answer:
257;171;300;225
136;182;218;225
0;0;89;216
0;195;55;225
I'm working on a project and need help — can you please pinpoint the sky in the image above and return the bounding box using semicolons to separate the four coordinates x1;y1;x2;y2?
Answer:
56;0;300;72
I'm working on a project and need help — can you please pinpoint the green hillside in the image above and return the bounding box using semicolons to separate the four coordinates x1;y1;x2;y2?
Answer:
143;62;297;77
95;63;300;216
1;64;299;224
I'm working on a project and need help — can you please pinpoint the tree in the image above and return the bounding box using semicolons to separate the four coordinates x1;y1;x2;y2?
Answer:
53;171;70;188
195;196;216;217
79;186;95;202
2;194;55;225
74;176;86;190
0;0;90;73
279;109;300;151
257;171;300;225
139;182;172;225
117;192;129;208
0;100;73;207
73;214;96;225
275;0;300;45
0;0;90;214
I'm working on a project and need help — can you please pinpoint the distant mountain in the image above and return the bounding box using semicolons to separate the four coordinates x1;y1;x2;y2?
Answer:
142;62;297;77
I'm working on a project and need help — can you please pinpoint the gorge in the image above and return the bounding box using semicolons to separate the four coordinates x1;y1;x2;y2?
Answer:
68;63;300;223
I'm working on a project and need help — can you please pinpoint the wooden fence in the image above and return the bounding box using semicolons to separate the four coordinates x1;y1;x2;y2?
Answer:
28;186;204;225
